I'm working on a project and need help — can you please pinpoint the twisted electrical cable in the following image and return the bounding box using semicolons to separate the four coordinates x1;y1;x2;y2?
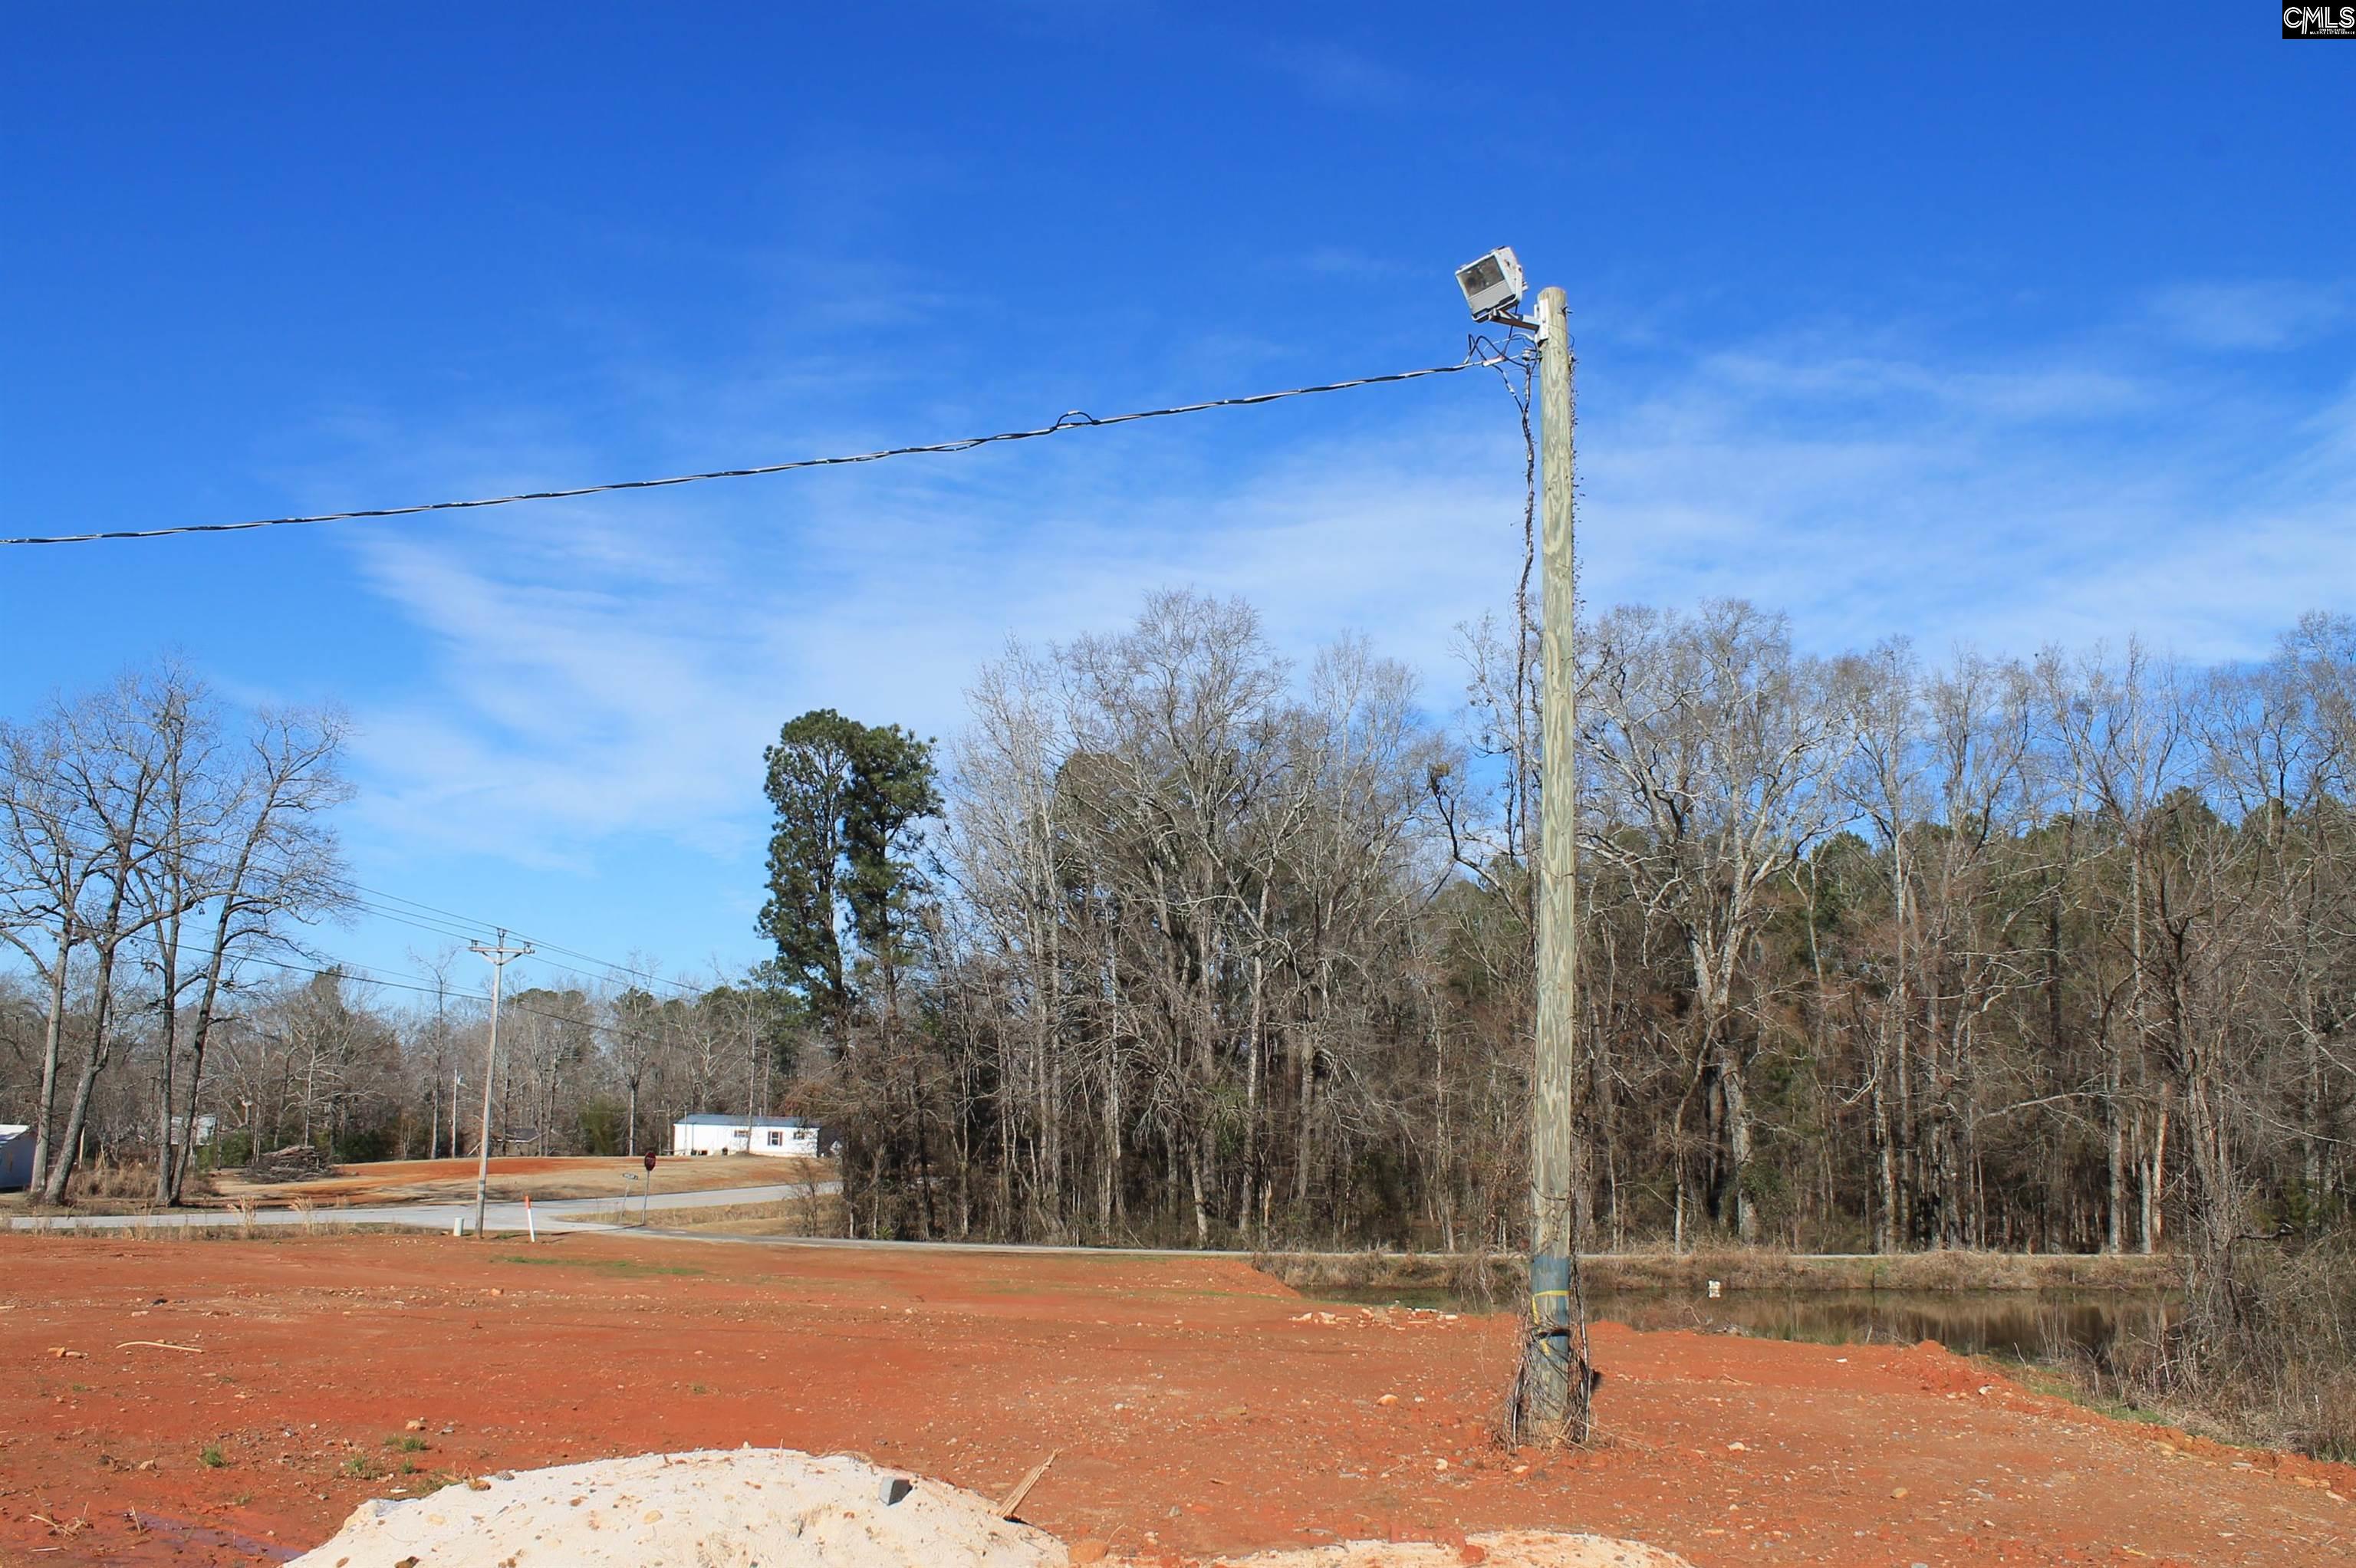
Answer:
5;355;1501;547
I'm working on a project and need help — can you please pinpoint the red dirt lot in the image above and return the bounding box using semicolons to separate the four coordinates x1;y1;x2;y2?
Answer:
1;1233;2350;1566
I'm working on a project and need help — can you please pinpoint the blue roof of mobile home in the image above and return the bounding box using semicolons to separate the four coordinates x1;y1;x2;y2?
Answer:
673;1114;815;1129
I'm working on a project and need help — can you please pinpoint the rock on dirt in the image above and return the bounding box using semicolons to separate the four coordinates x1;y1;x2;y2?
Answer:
289;1448;1064;1566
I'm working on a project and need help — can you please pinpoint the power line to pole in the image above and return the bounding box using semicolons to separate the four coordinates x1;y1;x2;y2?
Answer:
1529;283;1585;1437
3;359;1496;547
469;931;533;1238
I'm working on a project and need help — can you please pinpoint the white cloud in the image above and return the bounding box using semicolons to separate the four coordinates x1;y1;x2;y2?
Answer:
330;389;1525;871
1587;337;2353;665
325;292;2356;896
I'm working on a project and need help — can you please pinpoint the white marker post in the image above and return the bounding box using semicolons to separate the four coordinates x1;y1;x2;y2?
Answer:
524;1195;536;1244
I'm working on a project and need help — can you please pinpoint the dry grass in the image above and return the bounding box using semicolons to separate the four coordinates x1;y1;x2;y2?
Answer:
1255;1245;2177;1300
0;1159;219;1216
574;1191;846;1236
10;1216;400;1241
1584;1247;2177;1294
2067;1234;2356;1462
67;1158;166;1205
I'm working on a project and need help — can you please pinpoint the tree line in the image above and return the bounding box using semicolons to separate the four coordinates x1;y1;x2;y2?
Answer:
8;594;2350;1281
767;590;2354;1276
0;665;804;1197
0;945;806;1191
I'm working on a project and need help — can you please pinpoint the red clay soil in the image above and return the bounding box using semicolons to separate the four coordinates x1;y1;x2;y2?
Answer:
1;1232;2349;1567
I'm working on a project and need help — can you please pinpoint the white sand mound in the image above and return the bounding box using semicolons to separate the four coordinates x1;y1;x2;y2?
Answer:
1200;1532;1692;1566
294;1449;1691;1568
290;1448;1065;1567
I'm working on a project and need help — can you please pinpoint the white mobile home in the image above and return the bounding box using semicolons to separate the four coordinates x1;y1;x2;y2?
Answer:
670;1113;820;1159
0;1125;31;1192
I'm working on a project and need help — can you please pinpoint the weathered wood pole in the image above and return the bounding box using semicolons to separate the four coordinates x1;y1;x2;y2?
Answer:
1528;284;1579;1426
469;932;531;1238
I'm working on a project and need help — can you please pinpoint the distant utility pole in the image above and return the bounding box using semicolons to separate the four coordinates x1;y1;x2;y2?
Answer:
469;931;534;1238
1528;284;1582;1433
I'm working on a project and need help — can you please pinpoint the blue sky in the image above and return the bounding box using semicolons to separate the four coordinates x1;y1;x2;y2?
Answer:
2;5;2350;995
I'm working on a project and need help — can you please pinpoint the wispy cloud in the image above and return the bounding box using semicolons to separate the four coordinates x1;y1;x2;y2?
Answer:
1261;42;1413;109
329;393;1522;869
1294;246;1413;281
1700;344;2150;422
2146;281;2351;352
1588;329;2354;662
321;282;2355;904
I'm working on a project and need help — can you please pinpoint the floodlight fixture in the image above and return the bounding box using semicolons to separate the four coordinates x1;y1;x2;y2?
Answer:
1456;246;1528;324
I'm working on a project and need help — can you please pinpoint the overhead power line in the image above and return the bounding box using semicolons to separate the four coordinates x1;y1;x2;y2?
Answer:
0;771;709;1005
205;948;682;1049
2;355;1498;547
0;758;711;998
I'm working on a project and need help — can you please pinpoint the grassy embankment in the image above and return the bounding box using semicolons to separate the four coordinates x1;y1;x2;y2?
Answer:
1256;1245;2179;1299
571;1191;847;1236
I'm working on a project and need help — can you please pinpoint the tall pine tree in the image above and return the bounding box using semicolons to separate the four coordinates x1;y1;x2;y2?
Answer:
758;708;939;1045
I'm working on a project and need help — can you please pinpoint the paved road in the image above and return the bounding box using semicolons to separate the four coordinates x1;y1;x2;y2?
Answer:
8;1195;2127;1278
1;1181;837;1235
533;1224;1940;1264
6;1185;1985;1267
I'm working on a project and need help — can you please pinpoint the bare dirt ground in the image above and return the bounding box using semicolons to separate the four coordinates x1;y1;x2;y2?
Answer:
2;1231;2350;1566
203;1154;825;1208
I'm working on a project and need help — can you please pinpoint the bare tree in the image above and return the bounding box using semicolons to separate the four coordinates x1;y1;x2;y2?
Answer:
0;667;348;1201
0;708;100;1195
1581;600;1848;1245
143;705;350;1199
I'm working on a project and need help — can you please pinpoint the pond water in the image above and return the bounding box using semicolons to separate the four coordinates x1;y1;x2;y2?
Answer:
1314;1284;2177;1363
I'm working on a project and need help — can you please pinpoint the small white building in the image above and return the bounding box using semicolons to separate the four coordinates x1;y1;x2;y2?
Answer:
0;1124;32;1192
670;1113;820;1159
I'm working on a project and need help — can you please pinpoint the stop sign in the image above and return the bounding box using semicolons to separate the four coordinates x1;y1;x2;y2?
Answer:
643;1152;656;1173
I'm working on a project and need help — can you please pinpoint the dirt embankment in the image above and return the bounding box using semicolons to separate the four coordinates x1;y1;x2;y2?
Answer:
3;1155;828;1221
209;1153;828;1208
2;1231;2348;1566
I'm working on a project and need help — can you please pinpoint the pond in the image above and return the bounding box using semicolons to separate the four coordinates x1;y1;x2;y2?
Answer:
1312;1284;2178;1363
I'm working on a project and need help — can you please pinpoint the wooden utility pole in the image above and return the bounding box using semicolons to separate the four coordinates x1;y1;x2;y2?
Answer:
469;931;532;1237
1528;284;1582;1431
